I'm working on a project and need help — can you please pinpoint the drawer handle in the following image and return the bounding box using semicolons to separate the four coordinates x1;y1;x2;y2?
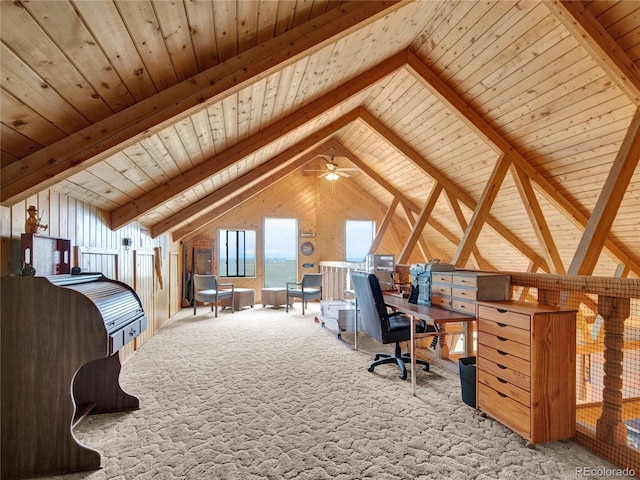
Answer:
497;377;508;384
497;350;508;356
497;364;507;370
497;336;507;342
497;392;508;398
128;328;137;337
497;309;508;313
497;322;508;328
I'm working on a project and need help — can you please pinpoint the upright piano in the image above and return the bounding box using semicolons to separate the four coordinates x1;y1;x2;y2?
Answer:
1;273;147;479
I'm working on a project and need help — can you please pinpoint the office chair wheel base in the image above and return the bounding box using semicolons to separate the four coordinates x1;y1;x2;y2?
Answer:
423;364;430;372
367;366;375;373
400;372;407;380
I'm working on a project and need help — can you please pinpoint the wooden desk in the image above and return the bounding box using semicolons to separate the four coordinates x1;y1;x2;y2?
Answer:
383;294;475;395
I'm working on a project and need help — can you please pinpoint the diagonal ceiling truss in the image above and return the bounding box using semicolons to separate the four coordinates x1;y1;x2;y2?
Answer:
3;1;639;278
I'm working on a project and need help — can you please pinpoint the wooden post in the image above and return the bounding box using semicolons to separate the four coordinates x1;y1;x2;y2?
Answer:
595;295;630;446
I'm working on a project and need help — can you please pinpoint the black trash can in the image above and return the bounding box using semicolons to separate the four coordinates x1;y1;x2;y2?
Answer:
458;356;476;408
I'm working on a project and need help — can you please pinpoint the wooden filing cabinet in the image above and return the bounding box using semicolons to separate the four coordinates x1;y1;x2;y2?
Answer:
431;271;510;315
475;301;577;444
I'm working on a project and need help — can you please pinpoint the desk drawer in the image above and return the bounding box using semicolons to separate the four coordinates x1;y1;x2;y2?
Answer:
432;274;452;284
431;295;451;308
478;369;530;407
452;286;476;301
478;305;530;330
478;383;530;439
453;275;477;288
451;299;475;315
478;344;530;377
432;284;452;296
478;331;530;361
479;319;530;345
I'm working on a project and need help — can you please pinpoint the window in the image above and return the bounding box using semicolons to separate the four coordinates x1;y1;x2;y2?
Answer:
219;229;256;277
345;220;375;262
264;218;297;287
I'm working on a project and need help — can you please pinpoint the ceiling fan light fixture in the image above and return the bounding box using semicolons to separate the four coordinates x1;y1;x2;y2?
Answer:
325;172;340;181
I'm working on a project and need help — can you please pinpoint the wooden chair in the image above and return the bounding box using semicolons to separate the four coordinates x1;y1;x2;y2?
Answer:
193;274;234;317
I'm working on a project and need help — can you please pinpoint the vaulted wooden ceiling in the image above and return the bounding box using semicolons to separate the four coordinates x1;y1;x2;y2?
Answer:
1;0;639;278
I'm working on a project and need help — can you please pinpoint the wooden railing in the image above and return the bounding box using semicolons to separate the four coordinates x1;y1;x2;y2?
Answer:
319;261;640;472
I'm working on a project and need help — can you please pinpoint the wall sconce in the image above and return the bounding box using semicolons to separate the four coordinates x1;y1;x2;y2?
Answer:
123;238;132;250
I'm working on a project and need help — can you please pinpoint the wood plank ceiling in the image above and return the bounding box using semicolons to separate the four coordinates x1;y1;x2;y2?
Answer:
1;0;639;278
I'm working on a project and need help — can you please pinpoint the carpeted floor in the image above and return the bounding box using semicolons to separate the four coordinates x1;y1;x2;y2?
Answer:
38;304;617;479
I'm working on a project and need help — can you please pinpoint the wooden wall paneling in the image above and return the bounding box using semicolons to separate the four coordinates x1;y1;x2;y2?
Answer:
134;249;156;348
75;247;119;280
169;250;181;319
1;206;10;276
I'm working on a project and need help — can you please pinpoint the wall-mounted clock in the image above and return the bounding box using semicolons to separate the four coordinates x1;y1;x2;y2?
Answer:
300;241;315;256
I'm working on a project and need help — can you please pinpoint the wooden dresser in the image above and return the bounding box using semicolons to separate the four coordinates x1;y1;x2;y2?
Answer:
431;271;511;315
475;300;577;444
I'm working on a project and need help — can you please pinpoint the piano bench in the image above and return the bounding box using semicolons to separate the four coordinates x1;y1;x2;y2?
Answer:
220;288;255;311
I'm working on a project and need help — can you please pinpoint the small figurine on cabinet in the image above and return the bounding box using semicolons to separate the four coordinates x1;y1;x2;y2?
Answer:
25;205;48;234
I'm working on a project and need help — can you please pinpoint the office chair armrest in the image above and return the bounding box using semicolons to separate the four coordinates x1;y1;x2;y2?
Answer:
286;281;302;288
218;282;234;289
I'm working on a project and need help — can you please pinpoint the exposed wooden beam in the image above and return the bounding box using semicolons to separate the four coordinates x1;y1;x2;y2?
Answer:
511;165;566;274
543;0;640;106
151;140;335;237
568;108;640;275
398;184;442;264
334;140;494;265
1;1;406;206
405;51;640;276
369;197;400;255
109;53;405;229
173;150;318;242
358;110;549;271
400;203;431;262
443;190;492;270
453;155;511;268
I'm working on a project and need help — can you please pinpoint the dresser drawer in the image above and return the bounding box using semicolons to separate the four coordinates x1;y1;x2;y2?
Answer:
478;369;530;407
431;284;452;296
478;383;531;439
478;320;530;347
431;295;451;308
452;286;476;301
478;344;530;377
478;357;530;391
451;299;475;315
478;305;530;330
478;331;530;361
431;273;452;284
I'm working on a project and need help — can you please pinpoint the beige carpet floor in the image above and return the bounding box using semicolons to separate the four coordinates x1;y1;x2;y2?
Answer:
39;303;618;480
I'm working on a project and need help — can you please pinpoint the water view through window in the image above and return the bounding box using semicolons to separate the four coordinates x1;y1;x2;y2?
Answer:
264;218;297;287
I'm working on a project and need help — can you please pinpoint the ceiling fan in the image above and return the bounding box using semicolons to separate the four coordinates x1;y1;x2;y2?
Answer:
305;155;359;180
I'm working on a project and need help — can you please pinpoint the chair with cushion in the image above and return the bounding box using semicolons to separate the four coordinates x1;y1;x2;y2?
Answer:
193;274;234;317
350;270;432;380
286;273;323;315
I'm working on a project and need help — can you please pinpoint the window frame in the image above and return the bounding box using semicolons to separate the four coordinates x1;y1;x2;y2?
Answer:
219;228;256;278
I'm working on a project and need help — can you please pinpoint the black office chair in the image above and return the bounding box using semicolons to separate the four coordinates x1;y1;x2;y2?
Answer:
351;271;432;380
